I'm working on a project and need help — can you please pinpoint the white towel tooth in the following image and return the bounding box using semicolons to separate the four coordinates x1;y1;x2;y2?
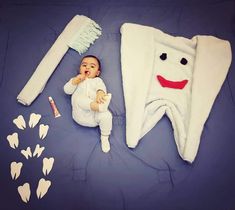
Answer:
10;162;23;180
36;178;51;199
29;113;41;128
39;124;49;140
17;183;31;203
33;144;45;158
21;147;32;159
7;132;19;149
13;115;26;130
42;157;54;176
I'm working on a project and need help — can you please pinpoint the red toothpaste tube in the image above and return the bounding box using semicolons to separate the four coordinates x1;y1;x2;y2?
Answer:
48;96;61;118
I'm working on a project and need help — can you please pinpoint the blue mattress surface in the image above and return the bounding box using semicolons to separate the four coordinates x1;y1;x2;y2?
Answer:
0;0;235;210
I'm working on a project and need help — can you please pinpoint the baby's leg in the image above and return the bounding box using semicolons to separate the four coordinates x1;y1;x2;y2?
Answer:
77;95;93;111
72;107;97;127
95;111;112;153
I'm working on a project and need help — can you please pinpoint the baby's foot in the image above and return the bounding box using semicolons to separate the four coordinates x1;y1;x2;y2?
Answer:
100;135;110;153
99;93;112;112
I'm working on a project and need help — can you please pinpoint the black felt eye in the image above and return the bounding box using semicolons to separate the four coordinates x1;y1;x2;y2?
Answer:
160;53;167;60
180;58;188;65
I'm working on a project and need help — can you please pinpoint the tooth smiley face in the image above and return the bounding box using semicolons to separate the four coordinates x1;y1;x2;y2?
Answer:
155;52;192;90
121;23;232;163
138;44;195;156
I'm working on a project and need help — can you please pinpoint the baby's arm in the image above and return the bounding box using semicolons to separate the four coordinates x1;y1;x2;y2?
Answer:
90;78;112;112
64;78;77;95
64;74;85;95
71;74;86;85
96;90;107;104
95;78;108;104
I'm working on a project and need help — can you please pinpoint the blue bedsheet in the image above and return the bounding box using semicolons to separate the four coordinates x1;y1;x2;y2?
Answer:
0;0;235;210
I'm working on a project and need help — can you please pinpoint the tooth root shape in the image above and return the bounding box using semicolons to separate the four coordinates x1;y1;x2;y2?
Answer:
10;162;23;180
21;147;32;159
43;157;54;176
18;183;31;203
7;132;19;149
33;144;45;158
36;178;51;199
39;124;49;140
29;113;41;128
13;115;26;130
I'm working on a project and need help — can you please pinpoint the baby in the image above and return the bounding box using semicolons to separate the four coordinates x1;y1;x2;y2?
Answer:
64;55;112;153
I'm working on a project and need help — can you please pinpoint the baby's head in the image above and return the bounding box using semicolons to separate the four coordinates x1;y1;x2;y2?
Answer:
79;55;101;78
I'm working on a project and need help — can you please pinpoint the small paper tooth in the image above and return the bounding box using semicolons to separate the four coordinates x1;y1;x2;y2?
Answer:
13;115;26;130
36;178;51;199
33;144;45;158
29;113;41;128
10;161;23;180
7;132;19;149
39;124;49;140
21;147;32;159
18;183;31;203
43;157;54;176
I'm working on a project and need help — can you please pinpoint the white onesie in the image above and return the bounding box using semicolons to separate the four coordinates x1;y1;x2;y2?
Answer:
64;77;112;136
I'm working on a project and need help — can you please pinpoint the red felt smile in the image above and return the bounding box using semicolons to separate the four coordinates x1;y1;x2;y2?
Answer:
156;75;188;89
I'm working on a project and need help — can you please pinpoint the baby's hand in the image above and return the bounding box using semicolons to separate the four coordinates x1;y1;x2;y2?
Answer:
96;90;107;104
72;74;86;85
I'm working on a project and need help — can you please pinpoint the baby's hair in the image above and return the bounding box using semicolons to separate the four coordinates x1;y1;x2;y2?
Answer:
81;55;101;71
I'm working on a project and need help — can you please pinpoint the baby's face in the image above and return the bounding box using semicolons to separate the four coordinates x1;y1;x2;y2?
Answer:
79;57;100;78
